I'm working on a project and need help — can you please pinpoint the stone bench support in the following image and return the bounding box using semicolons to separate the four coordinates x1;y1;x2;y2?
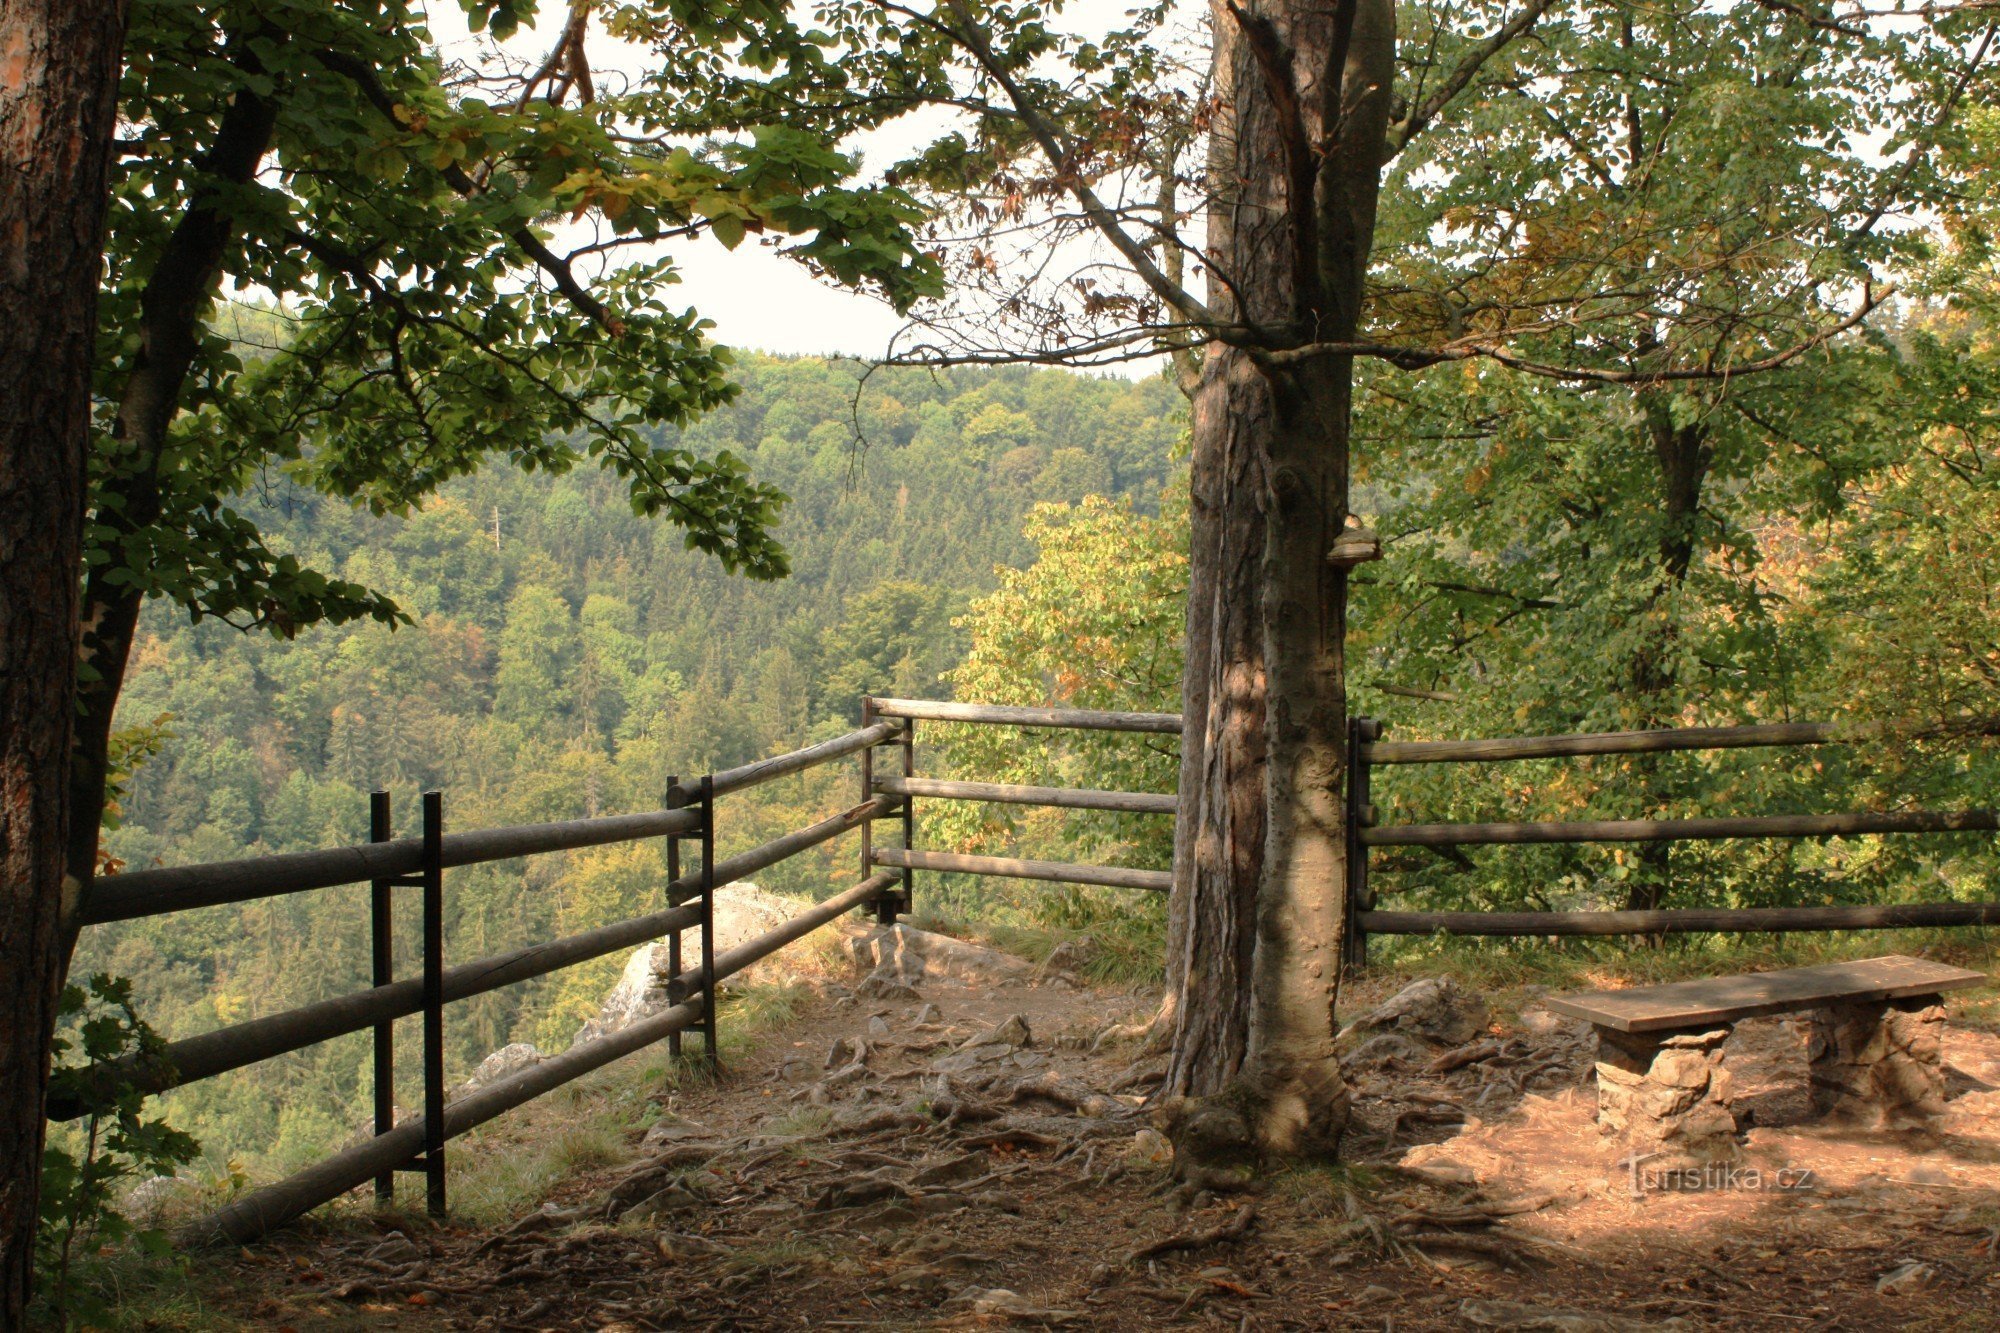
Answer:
1593;1025;1737;1158
1807;997;1947;1127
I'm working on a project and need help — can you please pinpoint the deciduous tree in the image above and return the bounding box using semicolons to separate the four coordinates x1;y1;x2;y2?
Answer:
0;1;134;1318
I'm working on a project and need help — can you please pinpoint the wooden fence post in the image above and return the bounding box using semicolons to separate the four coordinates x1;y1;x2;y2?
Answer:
859;697;878;920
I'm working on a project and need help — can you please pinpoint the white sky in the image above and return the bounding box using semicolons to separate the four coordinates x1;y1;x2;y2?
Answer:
424;0;1168;373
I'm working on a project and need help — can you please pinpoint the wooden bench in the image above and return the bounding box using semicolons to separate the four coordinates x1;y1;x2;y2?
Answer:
1545;955;1987;1155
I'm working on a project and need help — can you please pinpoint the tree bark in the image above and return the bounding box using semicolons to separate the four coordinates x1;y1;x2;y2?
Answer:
1161;0;1394;1161
0;0;132;1319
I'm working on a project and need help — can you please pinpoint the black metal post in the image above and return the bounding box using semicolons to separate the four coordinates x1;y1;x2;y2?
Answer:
896;720;915;920
860;698;882;922
664;774;683;1062
1343;718;1379;973
420;790;446;1217
697;774;718;1064
369;791;394;1207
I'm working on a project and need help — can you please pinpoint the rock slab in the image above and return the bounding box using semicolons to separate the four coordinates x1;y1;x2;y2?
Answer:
849;923;1034;987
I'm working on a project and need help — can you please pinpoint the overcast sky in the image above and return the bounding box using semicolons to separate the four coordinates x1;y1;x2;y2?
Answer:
425;1;1169;374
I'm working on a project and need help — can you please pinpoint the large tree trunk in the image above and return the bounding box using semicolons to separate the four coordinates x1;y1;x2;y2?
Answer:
1161;0;1394;1164
0;0;132;1319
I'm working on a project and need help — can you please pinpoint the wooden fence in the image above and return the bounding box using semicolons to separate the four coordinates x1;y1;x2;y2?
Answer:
55;696;1998;1242
1343;716;2000;965
60;721;912;1243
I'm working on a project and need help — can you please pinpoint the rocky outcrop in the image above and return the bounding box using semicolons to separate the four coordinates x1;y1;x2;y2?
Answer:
847;923;1036;989
1340;976;1491;1049
451;1042;546;1101
571;881;825;1047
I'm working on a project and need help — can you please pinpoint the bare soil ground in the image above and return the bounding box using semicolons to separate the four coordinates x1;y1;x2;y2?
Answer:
192;960;2000;1331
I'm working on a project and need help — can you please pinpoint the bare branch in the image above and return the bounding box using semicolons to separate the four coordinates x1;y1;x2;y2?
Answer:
1385;0;1560;160
923;0;1223;333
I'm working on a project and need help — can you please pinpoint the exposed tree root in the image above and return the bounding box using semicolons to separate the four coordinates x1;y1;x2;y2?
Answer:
1124;1203;1258;1265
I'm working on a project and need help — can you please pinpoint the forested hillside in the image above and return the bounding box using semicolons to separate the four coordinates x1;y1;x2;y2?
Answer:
76;355;1183;1175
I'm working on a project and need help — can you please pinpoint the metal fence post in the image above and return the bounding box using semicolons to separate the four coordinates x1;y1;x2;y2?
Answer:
1343;718;1379;973
420;790;446;1217
860;698;883;921
896;720;915;921
698;774;717;1065
664;774;684;1063
369;791;394;1207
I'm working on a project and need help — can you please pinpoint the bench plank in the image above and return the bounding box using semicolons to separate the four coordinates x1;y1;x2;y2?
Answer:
1543;955;1987;1034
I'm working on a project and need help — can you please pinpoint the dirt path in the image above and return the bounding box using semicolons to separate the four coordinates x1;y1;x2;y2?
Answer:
203;954;2000;1331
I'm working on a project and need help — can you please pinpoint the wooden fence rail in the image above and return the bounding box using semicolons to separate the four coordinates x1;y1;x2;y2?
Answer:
58;697;2000;1245
1360;809;2000;847
1344;714;2000;963
1361;721;1845;766
1361;901;2000;937
61;720;915;1241
871;846;1172;893
874;774;1176;814
871;696;1181;734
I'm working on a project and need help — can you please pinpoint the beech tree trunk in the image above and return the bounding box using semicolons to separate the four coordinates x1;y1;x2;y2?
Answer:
0;0;131;1319
1161;0;1394;1159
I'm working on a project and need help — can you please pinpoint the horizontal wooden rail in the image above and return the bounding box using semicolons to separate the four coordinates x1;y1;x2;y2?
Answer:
1360;901;2000;937
54;798;901;1117
871;846;1171;893
48;899;698;1118
874;774;1176;814
870;697;1181;734
678;722;902;804
194;996;703;1245
671;796;900;905
83;724;902;925
190;870;897;1244
1362;722;1844;766
82;806;704;924
667;872;899;1002
1361;809;2000;847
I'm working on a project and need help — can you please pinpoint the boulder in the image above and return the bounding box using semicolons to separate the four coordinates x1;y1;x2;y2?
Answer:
1340;976;1490;1049
123;1174;199;1223
451;1041;546;1101
573;882;819;1046
847;923;1034;988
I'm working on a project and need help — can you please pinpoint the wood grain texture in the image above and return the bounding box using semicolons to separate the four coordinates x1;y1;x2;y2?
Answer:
1543;955;1988;1033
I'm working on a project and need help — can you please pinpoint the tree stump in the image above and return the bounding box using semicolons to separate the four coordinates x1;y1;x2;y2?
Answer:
1808;998;1947;1127
1593;1026;1737;1158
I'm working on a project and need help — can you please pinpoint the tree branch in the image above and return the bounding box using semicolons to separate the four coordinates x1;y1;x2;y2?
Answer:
313;46;626;337
1384;0;1559;161
925;0;1223;333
